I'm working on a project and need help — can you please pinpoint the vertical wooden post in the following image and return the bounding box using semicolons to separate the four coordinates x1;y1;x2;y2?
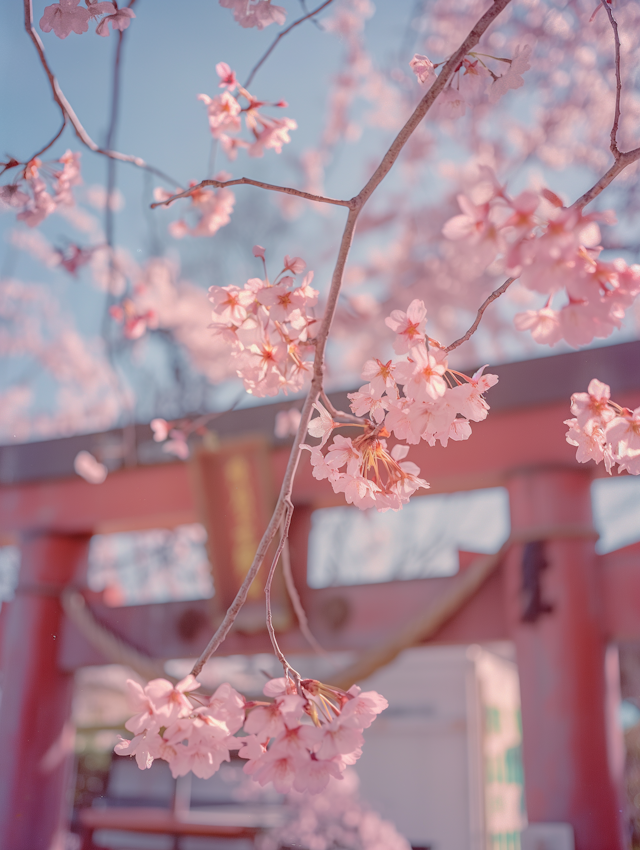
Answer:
0;532;91;850
505;469;624;849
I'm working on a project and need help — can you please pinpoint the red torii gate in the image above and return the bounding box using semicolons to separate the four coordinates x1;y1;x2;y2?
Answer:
0;340;639;850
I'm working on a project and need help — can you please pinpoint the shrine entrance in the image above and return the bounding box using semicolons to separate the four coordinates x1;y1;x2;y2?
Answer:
1;339;639;850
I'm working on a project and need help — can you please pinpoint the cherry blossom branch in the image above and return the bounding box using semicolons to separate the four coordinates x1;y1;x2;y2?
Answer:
190;205;361;678
572;146;640;210
190;0;514;677
445;277;516;353
23;0;180;185
243;0;335;89
150;177;352;209
601;0;622;158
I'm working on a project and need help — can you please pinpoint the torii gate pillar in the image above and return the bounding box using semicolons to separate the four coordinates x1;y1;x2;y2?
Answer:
506;468;624;849
0;532;91;850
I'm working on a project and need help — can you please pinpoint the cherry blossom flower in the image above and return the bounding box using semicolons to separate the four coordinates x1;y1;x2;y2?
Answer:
150;418;170;442
348;384;389;423
73;450;108;484
395;345;448;402
514;304;563;346
40;0;90;38
208;248;317;397
96;7;135;36
216;62;238;90
606;408;640;462
570;379;615;429
488;44;533;104
434;88;467;119
307;401;337;447
219;0;286;30
384;299;427;353
409;54;436;86
164;430;190;460
109;298;157;339
565;382;640;477
167;179;235;239
199;92;242;138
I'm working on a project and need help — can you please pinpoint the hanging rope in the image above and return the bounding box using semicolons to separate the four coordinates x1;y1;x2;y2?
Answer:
329;523;598;690
61;588;171;682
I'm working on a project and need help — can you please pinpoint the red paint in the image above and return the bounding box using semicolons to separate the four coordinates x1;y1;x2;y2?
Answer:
0;533;91;850
505;469;624;850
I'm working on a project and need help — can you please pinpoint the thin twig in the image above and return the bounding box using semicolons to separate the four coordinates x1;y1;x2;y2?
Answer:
105;30;126;251
601;0;622;158
190;0;515;676
281;539;326;656
151;177;352;209
263;505;302;684
445;277;516;353
28;118;66;164
23;0;180;186
320;389;365;425
244;0;335;89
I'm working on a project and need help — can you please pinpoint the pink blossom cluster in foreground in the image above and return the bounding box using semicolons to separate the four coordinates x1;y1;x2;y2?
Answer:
199;63;297;160
410;45;532;118
39;0;134;39
209;247;318;397
565;379;640;475
303;299;499;511
115;674;388;793
440;171;640;349
0;152;81;227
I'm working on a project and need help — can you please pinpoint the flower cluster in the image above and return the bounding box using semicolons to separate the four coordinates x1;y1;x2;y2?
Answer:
440;171;640;348
410;45;532;118
154;174;235;239
259;769;411;850
209;247;318;397
303;299;498;511
115;674;387;795
109;297;157;340
199;63;297;160
565;379;640;475
219;0;286;31
0;152;81;227
40;0;135;39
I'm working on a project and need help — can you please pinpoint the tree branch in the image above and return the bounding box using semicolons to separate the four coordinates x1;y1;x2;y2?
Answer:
243;0;335;89
572;146;640;210
445;277;516;353
601;0;622;158
357;0;513;206
23;0;180;185
150;177;352;209
189;0;514;675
